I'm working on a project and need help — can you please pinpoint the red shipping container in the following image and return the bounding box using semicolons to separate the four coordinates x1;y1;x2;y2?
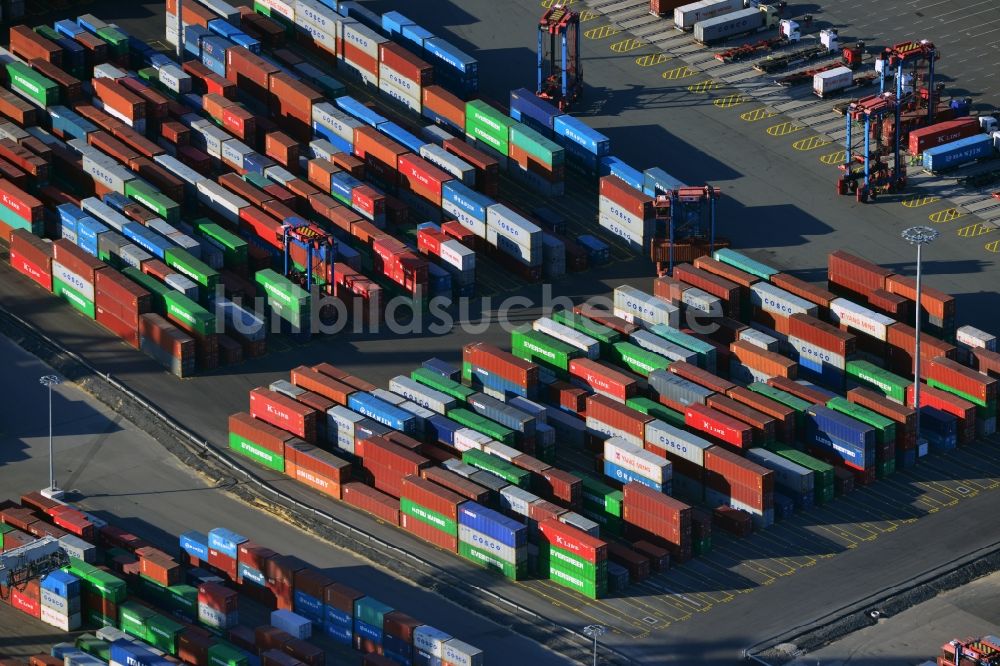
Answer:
269;73;322;125
607;542;651;581
92;78;146;122
788;313;856;357
599;176;653;219
95;269;151;323
398;154;452;203
95;306;139;348
400;513;457;551
420;467;490;504
441;138;498;196
585;394;652;442
887;274;957;320
464;342;539;388
704;446;773;493
527;500;565;524
139;552;182;587
767;376;829;406
11;581;41;618
226;47;279;101
359;437;430;476
238;541;277;575
178;630;215;666
30;59;82;103
229;412;293;455
198;581;238;612
10;26;62;66
352;185;385;221
0;178;44;224
573;303;638;336
907;382;977;426
730;340;797;379
868;288;910;319
706;394;776;443
206;548;239;580
538;518;607;563
885;322;956;375
0;88;40;127
693;255;759;289
401;474;465;518
338;373;378;393
673;263;741;308
908;118;981;154
9;248;52;291
53;238;105;282
249;387;318;441
847;387;917;433
379;42;434;84
353;126;408;170
973;349;1000;380
727;386;796;443
828;251;892;293
441;220;476;246
568;358;638;402
924;356;997;404
668;361;735;394
539;468;582;507
289;366;354;404
623;482;691;529
422;86;465;131
417;227;446;256
685;403;753;448
342;482;400;525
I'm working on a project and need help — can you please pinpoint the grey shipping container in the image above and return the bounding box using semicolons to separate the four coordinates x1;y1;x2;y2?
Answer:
694;7;764;44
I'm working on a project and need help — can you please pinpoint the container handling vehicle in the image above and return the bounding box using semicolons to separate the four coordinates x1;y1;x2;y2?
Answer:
537;4;582;111
773;40;866;87
754;27;843;74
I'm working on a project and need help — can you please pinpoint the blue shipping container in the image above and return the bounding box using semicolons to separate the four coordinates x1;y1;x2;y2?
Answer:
441;181;492;222
348;393;418;434
467;365;530;399
55;19;85;38
805;405;875;449
923;134;994;172
552;115;610;156
426;414;461;446
599;156;644;192
335;96;388;128
49;106;97;141
207;527;246;559
231;33;262;54
293;590;324;623
401;24;434;49
109;640;172;666
325;604;351;628
805;422;869;470
324;621;353;644
458;502;527;548
184;25;210;58
422;357;460;380
509;88;562;132
41;570;80;597
642;167;685;197
382;11;415;36
604;459;664;492
238;563;265;587
76;218;109;257
354;619;384;644
423;37;477;75
377;121;425;153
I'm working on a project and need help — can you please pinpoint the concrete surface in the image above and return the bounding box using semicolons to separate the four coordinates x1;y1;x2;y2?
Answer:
798;570;1000;665
0;334;572;666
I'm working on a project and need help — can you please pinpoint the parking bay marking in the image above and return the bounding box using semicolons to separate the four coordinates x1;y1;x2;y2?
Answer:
662;65;697;80
636;52;670;67
687;79;719;93
766;121;804;136
584;24;621;39
713;93;745;108
819;150;847;165
610;37;644;52
929;207;963;223
957;222;995;238
901;194;941;208
741;107;778;122
792;136;832;151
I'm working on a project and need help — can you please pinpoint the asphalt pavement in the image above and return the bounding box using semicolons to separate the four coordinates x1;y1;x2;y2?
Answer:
0;334;571;666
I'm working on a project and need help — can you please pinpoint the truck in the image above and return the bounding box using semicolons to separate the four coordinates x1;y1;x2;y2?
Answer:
674;0;743;31
922;134;995;173
693;5;780;45
813;66;853;97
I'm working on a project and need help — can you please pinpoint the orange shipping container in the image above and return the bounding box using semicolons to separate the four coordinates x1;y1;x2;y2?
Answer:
9;26;62;66
421;85;465;131
730;339;797;379
92;78;146;122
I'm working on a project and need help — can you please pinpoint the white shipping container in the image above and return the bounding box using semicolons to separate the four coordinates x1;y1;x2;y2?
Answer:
499;485;538;516
0;121;29;142
739;327;781;352
558;512;600;536
631;330;699;364
297;20;338;56
196;180;248;223
674;0;742;30
604;437;672;484
443;199;487;238
750;282;819;318
644;419;713;466
598;195;654;231
256;0;294;20
40;589;76;614
294;0;339;33
190;121;230;159
81;197;129;232
420;143;476;185
40;605;81;632
221;139;254;171
389;375;456;414
744;447;813;493
829;298;894;341
343;21;387;59
483;441;521;462
378;62;421;100
312;102;360;145
342;55;379;86
52;261;94;301
154;153;207;187
956;325;996;351
599;213;648;251
681;286;722;315
414;626;453;659
457;524;523;564
487;228;541;266
486;204;542;248
158;64;192;94
199;0;240;23
814;66;853;97
613;284;679;327
586;416;643;448
787;335;847;370
378;76;422;113
309;138;340;162
82;156;132;194
532;317;600;359
439;239;475;271
93;63;127;80
327;405;363;454
165;11;179;45
454;428;492;452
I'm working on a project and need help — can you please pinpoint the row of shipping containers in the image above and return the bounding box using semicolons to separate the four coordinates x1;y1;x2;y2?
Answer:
0;492;484;666
220;243;999;600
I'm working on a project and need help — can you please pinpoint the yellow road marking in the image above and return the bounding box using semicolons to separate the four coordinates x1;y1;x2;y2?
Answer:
766;121;804;137
610;37;643;53
687;79;719;93
986;239;1000;253
541;0;578;6
741;107;777;122
792;136;832;151
713;93;745;108
584;24;621;39
579;9;598;21
636;52;670;67
901;194;941;208
956;222;995;238
819;150;847;165
928;207;963;224
662;65;697;80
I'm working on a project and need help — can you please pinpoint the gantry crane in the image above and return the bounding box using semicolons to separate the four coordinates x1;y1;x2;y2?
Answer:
281;223;336;294
0;537;69;598
837;93;906;202
651;186;720;275
878;40;938;124
537;4;582;111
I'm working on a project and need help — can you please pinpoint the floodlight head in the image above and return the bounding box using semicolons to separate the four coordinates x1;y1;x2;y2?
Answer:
583;624;607;638
39;375;60;387
901;226;939;245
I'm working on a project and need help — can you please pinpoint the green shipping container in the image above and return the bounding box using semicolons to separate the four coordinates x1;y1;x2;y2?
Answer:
163;290;216;337
118;601;155;640
581;475;623;517
229;432;285;472
712;248;777;280
764;441;835;505
927;377;988;408
85;608;116;628
411;367;476;401
256;269;310;308
164;247;220;292
552;310;621;350
649;323;717;370
462;361;473;382
355;596;393;627
122;267;171;313
138;67;158;82
75;635;110;662
465;100;515;156
539;542;606;579
827;397;897;445
511;328;580;372
125;180;180;224
5;62;59;107
207;643;249;666
509;123;564;167
846;361;911;403
448;408;517;446
748;382;811;427
461;449;531;488
626;397;686;427
545;558;606;599
580;506;624;536
610;341;672;377
458;540;525;580
166;585;198;616
96;26;129;56
196;221;248;268
146;614;184;654
400;497;458;535
53;276;96;319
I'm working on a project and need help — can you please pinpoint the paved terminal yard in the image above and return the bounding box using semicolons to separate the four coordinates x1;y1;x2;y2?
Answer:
2;0;1000;664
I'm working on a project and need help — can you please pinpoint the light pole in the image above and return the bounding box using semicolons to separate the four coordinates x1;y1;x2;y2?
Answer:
39;375;63;499
901;225;939;455
583;624;606;666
